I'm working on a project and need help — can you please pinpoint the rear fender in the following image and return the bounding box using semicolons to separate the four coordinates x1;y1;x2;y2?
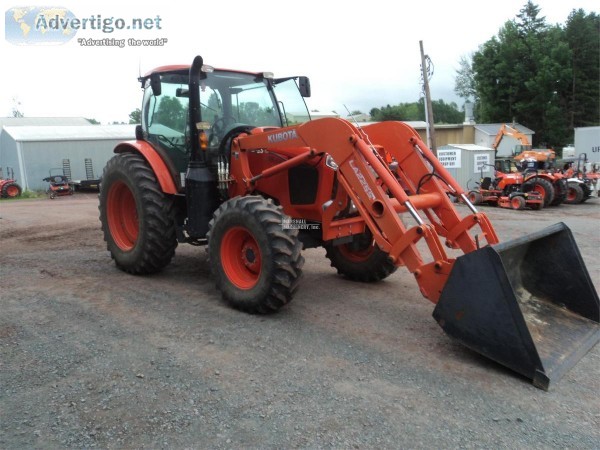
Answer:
114;141;178;194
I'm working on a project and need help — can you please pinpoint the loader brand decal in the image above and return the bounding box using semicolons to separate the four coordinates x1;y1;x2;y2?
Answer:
349;159;376;200
267;129;298;144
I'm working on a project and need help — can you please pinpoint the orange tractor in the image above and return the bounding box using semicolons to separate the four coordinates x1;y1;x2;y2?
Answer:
0;167;22;199
99;56;599;390
467;163;543;210
492;124;566;206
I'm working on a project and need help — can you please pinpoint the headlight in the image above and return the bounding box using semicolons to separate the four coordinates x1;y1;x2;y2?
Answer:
325;154;338;171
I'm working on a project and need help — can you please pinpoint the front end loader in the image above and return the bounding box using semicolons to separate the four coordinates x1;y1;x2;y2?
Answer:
99;56;599;390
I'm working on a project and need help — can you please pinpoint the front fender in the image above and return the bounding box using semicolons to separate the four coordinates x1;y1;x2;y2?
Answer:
114;140;178;194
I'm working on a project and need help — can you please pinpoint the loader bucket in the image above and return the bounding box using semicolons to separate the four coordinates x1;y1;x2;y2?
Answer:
433;222;599;390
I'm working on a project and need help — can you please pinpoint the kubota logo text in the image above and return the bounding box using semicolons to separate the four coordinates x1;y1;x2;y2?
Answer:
267;129;298;144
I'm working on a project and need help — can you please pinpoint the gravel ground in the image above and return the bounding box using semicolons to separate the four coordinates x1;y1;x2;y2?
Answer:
1;194;599;449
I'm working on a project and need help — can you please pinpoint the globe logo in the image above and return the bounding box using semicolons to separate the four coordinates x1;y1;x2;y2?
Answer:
5;6;78;45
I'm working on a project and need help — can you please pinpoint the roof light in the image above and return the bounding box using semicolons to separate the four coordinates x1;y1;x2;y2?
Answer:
261;72;274;79
201;65;214;73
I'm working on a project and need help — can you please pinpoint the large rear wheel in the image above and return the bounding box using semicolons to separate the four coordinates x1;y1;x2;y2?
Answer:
208;196;304;314
564;182;584;204
324;231;396;282
523;178;555;207
99;153;177;274
1;182;22;198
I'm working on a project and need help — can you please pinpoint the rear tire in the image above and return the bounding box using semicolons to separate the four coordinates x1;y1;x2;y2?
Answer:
549;180;567;206
1;182;22;198
523;178;555;207
565;182;584;204
99;153;177;274
324;231;397;282
208;196;304;314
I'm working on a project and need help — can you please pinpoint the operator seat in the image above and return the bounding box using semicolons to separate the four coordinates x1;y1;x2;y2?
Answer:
480;177;492;190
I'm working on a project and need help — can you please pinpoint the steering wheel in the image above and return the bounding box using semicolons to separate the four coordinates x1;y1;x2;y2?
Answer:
217;125;255;158
208;116;238;146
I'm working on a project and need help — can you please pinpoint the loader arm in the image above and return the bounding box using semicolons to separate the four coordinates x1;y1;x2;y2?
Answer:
234;118;499;302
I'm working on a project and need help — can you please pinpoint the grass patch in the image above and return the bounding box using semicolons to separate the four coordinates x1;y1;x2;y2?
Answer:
0;190;45;201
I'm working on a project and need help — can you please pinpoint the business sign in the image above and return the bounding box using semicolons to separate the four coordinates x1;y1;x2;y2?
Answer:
474;154;491;173
437;149;461;168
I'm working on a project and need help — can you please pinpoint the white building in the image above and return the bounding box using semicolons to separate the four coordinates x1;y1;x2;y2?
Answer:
0;124;134;191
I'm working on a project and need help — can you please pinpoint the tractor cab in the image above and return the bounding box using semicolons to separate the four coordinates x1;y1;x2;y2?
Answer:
138;65;311;177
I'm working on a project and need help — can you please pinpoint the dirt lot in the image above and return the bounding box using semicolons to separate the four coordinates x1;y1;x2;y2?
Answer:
1;193;599;449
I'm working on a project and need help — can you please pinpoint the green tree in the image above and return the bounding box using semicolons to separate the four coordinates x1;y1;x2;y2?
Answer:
129;108;141;124
470;1;599;148
565;9;600;127
431;99;464;124
454;54;476;103
86;118;100;125
370;100;462;124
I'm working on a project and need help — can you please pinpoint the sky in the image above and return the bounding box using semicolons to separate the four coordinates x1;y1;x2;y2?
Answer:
1;0;598;124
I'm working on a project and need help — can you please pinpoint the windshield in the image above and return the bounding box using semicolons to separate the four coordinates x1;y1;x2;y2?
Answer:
141;69;310;172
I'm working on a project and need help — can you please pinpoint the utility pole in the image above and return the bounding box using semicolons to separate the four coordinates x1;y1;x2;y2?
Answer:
419;40;437;154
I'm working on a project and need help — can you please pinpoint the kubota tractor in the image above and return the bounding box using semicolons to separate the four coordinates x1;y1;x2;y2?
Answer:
99;56;599;390
492;125;566;206
467;163;543;210
560;153;599;204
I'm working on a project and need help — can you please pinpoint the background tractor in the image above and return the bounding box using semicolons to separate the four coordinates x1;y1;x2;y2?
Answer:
493;124;566;206
467;163;543;210
99;56;599;390
560;153;599;204
0;167;22;199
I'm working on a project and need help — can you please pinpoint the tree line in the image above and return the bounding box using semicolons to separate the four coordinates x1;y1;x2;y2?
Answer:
455;1;599;148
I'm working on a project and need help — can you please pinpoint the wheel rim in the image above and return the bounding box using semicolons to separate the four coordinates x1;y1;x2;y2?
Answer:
107;181;138;251
221;226;262;289
511;197;522;209
530;185;545;199
6;185;19;197
567;188;577;202
337;241;375;263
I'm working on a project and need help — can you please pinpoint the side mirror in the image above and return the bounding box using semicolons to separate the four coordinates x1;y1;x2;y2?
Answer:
298;76;311;97
150;73;162;96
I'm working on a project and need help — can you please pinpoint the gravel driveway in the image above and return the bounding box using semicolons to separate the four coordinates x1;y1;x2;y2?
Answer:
1;194;599;449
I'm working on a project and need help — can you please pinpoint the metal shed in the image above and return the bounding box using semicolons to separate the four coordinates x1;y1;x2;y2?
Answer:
437;144;496;192
0;125;135;191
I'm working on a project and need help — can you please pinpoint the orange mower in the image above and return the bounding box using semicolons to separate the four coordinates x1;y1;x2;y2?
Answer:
43;169;73;199
467;164;543;210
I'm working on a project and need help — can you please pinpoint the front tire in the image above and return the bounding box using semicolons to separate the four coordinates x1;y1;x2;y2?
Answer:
208;196;304;314
99;153;177;274
510;195;526;210
324;231;397;282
